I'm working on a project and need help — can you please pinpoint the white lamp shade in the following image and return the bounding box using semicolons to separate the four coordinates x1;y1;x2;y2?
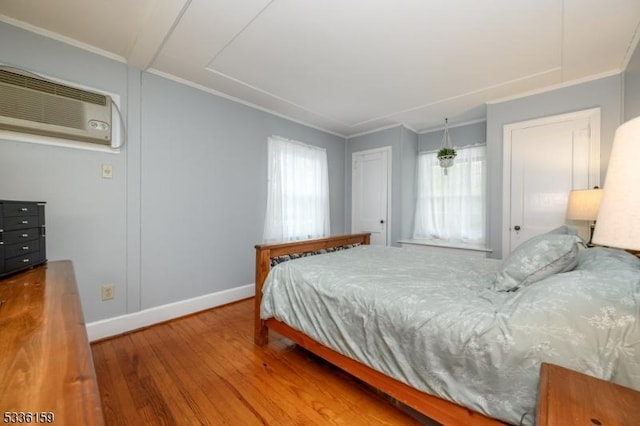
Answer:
566;189;603;221
592;116;640;250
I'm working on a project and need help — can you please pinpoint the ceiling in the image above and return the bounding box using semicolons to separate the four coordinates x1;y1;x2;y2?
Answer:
1;0;639;137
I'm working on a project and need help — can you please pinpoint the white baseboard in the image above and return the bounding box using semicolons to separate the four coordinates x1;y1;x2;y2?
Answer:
86;283;255;342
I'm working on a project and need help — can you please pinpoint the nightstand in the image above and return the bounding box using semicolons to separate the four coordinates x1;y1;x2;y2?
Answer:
536;362;640;425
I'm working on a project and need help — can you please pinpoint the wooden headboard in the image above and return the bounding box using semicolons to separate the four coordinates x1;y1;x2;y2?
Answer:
254;233;370;345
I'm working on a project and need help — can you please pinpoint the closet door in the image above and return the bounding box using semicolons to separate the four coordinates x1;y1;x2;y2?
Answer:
504;109;600;254
352;147;391;246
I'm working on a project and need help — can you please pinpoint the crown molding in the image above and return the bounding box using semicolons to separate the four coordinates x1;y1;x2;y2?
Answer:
0;14;126;63
486;69;622;105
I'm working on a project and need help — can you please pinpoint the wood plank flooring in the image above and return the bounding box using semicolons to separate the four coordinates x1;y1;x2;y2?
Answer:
91;298;431;425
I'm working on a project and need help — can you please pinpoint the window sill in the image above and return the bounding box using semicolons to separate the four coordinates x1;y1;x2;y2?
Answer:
397;239;492;253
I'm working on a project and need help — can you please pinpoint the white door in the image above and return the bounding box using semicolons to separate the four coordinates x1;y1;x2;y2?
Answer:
504;109;600;254
352;147;391;246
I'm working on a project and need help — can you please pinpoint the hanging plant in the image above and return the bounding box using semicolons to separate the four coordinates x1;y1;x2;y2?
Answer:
437;147;457;168
438;119;456;174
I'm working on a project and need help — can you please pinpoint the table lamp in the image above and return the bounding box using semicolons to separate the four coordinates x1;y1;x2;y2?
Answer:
567;188;603;245
592;116;640;251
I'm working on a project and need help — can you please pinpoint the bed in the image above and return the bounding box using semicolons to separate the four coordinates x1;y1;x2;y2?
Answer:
254;232;640;425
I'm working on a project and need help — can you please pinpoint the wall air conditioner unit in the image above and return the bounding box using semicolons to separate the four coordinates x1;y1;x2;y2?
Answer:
0;68;112;146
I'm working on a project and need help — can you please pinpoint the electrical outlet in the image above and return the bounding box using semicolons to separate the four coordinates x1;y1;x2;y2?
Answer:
101;284;115;301
102;164;113;179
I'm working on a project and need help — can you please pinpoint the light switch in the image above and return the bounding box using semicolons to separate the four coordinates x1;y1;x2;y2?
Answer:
102;164;113;179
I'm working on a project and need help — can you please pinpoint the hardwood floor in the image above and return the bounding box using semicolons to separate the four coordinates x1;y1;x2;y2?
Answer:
91;298;430;425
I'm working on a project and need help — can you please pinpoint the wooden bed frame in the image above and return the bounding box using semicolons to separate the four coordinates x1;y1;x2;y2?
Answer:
254;234;507;425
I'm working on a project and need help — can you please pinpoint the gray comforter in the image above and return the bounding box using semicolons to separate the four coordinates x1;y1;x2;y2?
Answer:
260;245;640;425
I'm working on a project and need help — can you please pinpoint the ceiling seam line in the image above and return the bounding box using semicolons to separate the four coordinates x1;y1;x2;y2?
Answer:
620;14;640;70
145;68;348;137
144;0;193;70
204;67;352;126
206;0;275;68
350;67;561;128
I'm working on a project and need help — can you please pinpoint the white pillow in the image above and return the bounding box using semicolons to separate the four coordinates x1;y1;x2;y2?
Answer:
493;234;581;292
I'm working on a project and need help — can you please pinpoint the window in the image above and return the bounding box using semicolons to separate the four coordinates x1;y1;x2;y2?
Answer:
413;145;486;244
263;136;330;242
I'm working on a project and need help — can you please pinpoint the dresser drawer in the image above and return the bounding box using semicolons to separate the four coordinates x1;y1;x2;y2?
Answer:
5;239;40;258
3;203;39;217
5;251;45;272
3;228;41;245
3;215;40;231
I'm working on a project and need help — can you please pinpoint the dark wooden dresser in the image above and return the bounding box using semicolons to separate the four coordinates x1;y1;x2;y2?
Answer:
0;261;104;425
0;200;46;277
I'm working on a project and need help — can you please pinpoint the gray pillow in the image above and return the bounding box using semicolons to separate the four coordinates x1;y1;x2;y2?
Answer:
493;233;581;292
576;246;640;271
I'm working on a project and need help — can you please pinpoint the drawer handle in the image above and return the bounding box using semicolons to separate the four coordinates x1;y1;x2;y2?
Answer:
21;207;28;212
21;220;29;225
21;233;29;238
22;258;30;263
21;246;29;251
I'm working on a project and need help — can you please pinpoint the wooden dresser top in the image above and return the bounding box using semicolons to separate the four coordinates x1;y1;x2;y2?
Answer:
0;261;103;425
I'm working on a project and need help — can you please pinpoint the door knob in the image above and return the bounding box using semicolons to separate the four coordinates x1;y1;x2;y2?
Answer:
514;225;521;231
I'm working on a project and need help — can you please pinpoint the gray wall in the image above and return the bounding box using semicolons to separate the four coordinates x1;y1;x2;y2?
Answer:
345;126;417;245
139;73;346;308
0;22;346;321
624;39;640;120
486;74;623;258
0;22;130;321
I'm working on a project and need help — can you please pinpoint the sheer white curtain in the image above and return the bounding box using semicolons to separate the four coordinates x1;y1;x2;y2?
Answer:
413;145;486;244
263;136;330;242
